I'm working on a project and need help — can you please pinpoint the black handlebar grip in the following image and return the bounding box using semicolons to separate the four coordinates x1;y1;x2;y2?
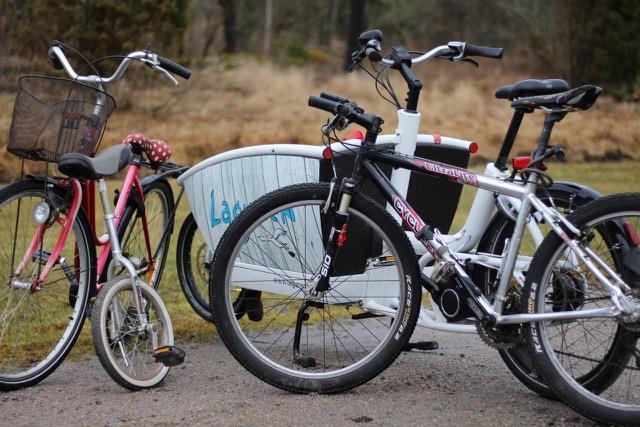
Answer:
157;56;192;79
320;92;349;104
464;44;503;59
308;96;340;114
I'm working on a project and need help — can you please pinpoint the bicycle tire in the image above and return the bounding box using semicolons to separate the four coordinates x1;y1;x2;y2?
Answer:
474;187;589;400
91;276;173;390
210;182;421;394
104;178;174;288
176;213;213;322
0;179;95;390
523;193;640;425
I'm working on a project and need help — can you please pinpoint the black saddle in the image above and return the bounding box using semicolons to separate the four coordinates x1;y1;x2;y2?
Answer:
511;85;602;112
58;144;131;180
495;79;569;100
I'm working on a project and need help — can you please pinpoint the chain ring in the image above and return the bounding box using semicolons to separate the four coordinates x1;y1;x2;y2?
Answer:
476;322;523;350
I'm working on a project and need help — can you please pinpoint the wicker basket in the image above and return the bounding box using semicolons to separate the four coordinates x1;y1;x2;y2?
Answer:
8;76;116;162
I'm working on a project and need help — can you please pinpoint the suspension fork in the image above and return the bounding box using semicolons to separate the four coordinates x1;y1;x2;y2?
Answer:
313;124;379;294
313;177;356;293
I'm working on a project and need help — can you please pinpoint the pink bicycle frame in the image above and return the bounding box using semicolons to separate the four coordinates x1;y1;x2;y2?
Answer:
13;162;154;294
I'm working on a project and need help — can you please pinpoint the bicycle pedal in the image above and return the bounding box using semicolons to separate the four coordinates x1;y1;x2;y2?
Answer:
153;345;185;367
402;341;439;352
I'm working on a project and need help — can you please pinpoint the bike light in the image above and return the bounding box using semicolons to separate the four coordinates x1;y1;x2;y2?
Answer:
32;202;50;224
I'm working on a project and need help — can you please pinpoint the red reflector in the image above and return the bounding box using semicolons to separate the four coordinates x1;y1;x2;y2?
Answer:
512;156;532;170
434;134;441;144
624;221;640;247
345;130;364;142
322;147;333;160
469;142;478;154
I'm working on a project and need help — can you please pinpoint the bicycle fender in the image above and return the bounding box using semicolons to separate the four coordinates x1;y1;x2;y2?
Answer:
547;180;602;206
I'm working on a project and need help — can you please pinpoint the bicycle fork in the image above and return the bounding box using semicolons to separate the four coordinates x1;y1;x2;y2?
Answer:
292;179;353;367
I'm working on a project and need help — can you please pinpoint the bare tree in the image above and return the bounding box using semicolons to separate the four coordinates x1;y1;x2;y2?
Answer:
263;0;273;56
218;0;236;54
344;0;366;70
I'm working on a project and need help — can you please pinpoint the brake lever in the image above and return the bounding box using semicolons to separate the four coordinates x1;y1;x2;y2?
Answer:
461;58;479;68
347;49;366;72
152;65;179;86
323;114;350;136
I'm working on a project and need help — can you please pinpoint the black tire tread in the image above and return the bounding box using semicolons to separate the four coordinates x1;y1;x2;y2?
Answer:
0;179;95;390
209;182;421;394
177;213;212;322
523;192;640;425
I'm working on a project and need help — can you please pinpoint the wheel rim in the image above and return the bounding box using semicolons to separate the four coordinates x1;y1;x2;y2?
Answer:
189;220;211;307
0;189;89;381
536;210;640;409
221;199;406;379
99;279;171;386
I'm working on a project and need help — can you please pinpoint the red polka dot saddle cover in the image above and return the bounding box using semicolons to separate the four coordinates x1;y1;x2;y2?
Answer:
122;133;172;165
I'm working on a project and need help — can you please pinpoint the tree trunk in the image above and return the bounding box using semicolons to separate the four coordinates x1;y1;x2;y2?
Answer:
218;0;236;54
263;0;273;56
329;0;339;51
344;0;366;71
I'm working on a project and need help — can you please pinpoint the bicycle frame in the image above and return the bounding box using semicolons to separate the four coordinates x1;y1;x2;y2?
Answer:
225;141;631;327
356;148;631;325
11;162;155;295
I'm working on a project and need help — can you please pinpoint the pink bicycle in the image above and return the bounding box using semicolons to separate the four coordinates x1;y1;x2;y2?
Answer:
0;41;190;390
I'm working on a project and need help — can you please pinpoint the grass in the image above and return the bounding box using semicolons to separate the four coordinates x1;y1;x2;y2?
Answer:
0;56;638;363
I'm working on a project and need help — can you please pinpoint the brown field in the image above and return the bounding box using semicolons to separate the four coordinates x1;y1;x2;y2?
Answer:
0;58;639;182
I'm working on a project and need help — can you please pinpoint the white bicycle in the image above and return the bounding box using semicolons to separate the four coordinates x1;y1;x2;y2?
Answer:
177;30;600;399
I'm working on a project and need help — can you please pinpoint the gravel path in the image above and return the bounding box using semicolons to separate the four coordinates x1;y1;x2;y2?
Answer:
0;328;598;426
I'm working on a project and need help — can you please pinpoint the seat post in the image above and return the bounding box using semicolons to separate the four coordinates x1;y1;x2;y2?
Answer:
494;109;525;170
96;178;137;280
534;111;566;157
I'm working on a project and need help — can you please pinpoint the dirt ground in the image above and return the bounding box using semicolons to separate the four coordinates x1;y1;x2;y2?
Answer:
0;328;598;427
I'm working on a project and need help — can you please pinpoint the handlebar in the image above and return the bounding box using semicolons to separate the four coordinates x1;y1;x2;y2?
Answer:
352;29;503;68
308;95;379;130
48;41;191;86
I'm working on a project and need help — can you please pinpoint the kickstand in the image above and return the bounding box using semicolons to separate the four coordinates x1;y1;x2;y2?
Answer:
292;300;323;367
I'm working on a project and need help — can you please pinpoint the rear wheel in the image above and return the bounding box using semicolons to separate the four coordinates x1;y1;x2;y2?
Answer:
176;213;213;322
524;193;640;425
474;187;587;399
105;179;174;288
210;183;421;393
0;179;94;390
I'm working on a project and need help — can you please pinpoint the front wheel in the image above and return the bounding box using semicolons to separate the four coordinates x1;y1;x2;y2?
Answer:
0;179;95;390
91;276;173;390
523;193;640;425
210;183;421;394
